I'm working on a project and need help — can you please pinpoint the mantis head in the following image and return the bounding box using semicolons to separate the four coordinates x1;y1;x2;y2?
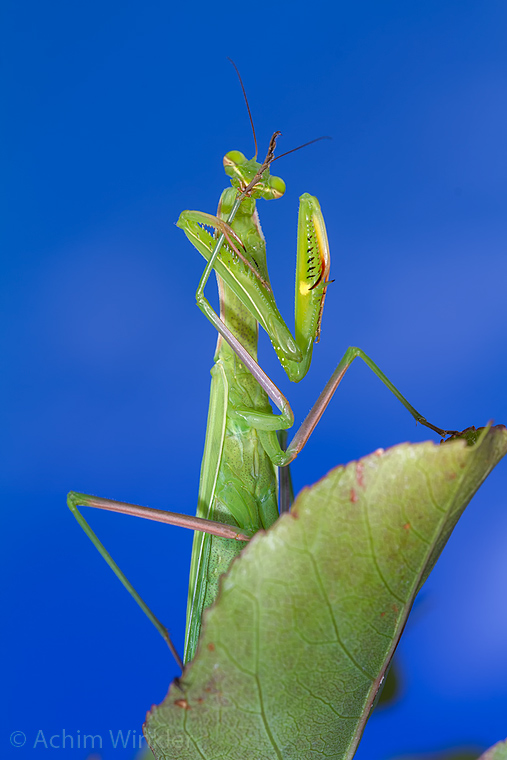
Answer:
223;150;286;201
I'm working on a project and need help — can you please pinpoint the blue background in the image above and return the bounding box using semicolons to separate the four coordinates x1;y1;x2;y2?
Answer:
2;1;507;758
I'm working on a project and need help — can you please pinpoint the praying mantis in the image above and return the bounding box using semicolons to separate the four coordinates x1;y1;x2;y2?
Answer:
67;65;456;671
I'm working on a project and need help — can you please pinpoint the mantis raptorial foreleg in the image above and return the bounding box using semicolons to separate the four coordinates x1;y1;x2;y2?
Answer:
184;182;456;470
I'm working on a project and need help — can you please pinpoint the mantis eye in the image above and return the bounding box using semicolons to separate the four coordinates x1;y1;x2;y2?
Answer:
223;150;247;168
269;175;286;199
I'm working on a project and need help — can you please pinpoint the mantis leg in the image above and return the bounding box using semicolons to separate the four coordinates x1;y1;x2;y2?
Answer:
185;200;455;465
67;492;252;670
244;346;459;467
185;192;332;432
277;430;294;514
188;210;272;290
197;270;455;464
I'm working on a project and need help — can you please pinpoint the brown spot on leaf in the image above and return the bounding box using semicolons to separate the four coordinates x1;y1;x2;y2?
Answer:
174;699;190;710
356;461;365;487
403;522;411;531
392;604;399;614
207;642;215;652
350;488;358;503
446;471;457;480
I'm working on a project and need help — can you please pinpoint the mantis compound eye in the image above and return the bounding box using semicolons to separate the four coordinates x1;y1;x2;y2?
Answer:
223;150;247;169
268;174;286;199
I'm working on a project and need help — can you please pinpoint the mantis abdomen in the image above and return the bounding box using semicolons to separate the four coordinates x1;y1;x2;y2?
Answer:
184;261;280;663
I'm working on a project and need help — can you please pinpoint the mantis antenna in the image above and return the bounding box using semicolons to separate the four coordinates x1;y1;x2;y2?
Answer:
273;135;332;162
228;57;258;159
227;57;331;164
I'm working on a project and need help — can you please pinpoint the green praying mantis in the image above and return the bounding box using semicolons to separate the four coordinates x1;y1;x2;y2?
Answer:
67;65;456;671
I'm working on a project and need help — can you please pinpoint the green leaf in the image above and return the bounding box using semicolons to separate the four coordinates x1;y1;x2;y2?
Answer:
145;427;507;760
